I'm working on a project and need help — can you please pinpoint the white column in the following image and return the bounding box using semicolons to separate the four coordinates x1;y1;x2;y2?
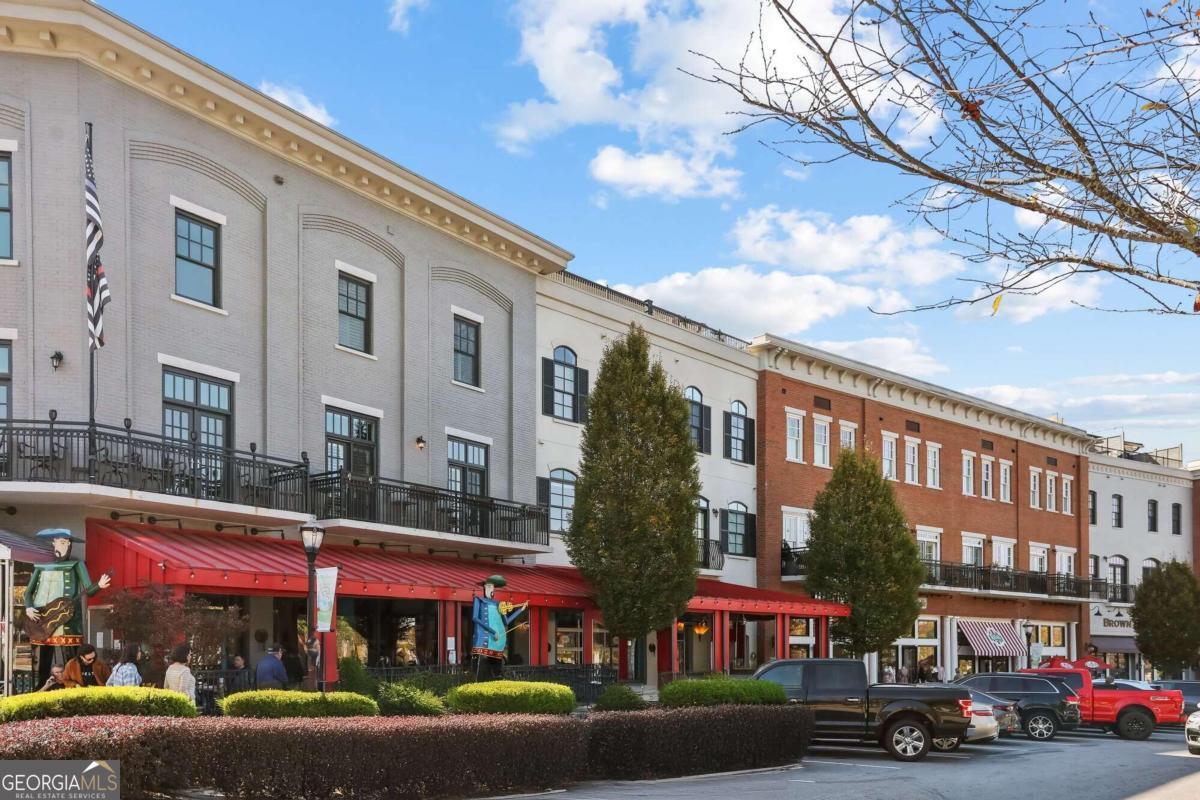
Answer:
943;616;957;680
865;651;879;682
1068;621;1078;660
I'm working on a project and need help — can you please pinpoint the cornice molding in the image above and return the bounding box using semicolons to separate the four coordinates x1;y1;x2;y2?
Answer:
1088;459;1193;487
0;0;572;275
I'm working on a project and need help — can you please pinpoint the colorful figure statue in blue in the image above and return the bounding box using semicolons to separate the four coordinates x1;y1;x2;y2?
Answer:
471;574;527;680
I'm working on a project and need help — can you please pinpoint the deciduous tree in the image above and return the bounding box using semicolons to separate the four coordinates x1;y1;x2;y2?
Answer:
1131;560;1200;675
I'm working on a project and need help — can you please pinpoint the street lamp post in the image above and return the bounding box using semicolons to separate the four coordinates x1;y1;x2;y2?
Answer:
1023;622;1037;669
300;521;325;691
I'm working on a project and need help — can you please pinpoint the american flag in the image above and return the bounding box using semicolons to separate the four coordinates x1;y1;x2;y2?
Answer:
84;125;110;351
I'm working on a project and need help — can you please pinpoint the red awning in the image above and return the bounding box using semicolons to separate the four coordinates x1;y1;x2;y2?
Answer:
958;619;1026;658
85;519;849;618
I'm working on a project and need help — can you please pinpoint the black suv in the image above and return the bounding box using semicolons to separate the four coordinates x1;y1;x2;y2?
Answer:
955;672;1081;740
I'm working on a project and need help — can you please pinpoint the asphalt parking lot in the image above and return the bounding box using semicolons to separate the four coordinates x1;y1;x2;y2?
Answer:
533;728;1200;800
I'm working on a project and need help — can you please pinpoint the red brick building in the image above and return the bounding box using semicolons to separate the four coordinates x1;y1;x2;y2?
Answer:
751;336;1098;681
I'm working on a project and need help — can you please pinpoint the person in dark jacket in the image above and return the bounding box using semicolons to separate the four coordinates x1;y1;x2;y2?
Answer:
255;645;290;689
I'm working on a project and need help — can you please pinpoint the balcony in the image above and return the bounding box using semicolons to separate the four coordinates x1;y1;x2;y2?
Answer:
309;470;549;553
921;559;1109;601
697;537;724;571
1106;583;1137;604
781;544;809;580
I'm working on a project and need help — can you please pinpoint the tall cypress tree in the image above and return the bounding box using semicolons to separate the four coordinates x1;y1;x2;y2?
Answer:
567;323;701;640
805;449;924;658
1131;561;1200;675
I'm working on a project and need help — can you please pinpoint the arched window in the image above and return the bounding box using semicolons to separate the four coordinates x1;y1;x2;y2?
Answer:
1147;499;1159;532
695;497;709;541
1141;558;1160;582
543;346;587;423
548;469;577;533
1109;555;1128;586
683;387;707;451
724;501;749;555
725;401;753;464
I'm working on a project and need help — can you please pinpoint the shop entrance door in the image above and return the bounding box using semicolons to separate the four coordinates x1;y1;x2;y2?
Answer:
272;597;309;686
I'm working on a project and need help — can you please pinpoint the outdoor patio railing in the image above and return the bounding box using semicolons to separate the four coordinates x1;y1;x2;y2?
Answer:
922;559;1114;600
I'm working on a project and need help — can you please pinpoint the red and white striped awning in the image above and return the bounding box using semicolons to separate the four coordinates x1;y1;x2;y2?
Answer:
959;619;1026;657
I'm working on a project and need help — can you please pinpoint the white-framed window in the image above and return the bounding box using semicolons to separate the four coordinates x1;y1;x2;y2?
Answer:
813;415;831;468
1045;472;1057;512
916;526;941;562
961;451;975;496
839;420;857;451
992;537;1015;569
786;409;805;463
981;457;994;500
904;437;920;484
1029;544;1049;573
926;443;941;488
782;507;812;549
999;460;1012;503
962;534;985;567
1062;477;1073;515
882;432;898;480
1055;547;1076;575
1029;468;1041;509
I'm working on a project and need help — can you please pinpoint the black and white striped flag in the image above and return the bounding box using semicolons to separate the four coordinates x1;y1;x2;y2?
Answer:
84;124;111;351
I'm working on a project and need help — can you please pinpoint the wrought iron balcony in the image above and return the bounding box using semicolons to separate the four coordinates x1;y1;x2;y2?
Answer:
921;559;1109;600
781;544;809;578
697;537;725;570
1106;583;1137;604
0;417;309;512
309;470;549;547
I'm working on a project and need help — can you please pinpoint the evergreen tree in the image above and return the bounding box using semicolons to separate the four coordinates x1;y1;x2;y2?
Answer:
1131;561;1200;675
805;450;924;658
567;323;701;640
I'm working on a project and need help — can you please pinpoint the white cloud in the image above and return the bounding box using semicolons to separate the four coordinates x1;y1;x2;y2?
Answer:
957;267;1104;323
588;145;740;200
782;167;811;182
1005;345;1024;354
1066;371;1200;387
388;0;429;34
612;265;900;338
812;337;948;378
257;81;336;127
731;206;962;286
966;383;1200;436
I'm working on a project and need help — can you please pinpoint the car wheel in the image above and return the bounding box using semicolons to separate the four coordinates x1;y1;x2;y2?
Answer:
884;719;931;762
1117;710;1153;741
1024;712;1059;741
931;736;961;752
1188;745;1200;756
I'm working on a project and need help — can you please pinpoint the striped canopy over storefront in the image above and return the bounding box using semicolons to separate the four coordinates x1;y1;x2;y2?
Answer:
958;619;1026;657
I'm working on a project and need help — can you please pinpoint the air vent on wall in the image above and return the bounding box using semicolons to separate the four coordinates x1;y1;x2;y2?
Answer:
1047;456;1058;467
814;396;831;411
905;420;921;433
981;440;994;451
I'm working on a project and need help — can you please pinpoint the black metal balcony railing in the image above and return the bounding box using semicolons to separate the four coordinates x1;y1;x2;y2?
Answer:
309;470;549;547
781;544;809;577
1107;583;1137;604
697;537;725;570
0;417;309;512
921;559;1110;600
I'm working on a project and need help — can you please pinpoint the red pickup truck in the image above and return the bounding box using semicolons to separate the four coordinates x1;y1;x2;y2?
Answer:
1023;668;1185;739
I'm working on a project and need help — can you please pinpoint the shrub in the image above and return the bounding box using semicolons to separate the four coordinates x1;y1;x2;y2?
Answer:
0;687;197;722
377;682;446;716
336;656;379;697
658;677;787;707
446;680;575;714
587;705;813;780
593;683;647;711
399;669;471;696
220;690;378;718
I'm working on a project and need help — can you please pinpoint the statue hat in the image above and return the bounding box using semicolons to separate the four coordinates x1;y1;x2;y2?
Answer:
481;574;507;588
35;528;83;544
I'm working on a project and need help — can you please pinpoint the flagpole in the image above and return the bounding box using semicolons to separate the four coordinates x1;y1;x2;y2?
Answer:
86;122;97;482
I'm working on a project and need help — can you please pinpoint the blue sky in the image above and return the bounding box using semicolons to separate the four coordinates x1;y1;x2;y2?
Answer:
99;0;1200;458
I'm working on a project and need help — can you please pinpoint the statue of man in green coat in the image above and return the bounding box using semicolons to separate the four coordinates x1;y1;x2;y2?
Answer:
23;528;111;650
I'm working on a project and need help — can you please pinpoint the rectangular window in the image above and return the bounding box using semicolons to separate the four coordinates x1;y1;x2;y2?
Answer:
0;340;10;420
0;153;11;260
992;539;1014;569
1172;503;1182;535
1062;478;1073;516
1055;549;1075;575
916;528;940;562
961;452;975;496
452;316;481;387
1045;473;1057;512
962;537;984;567
553;610;583;665
813;417;831;468
1112;494;1123;528
1029;469;1041;509
448;436;488;498
999;461;1012;503
724;505;751;556
1089;555;1100;579
981;458;994;499
1088;490;1097;525
162;368;232;489
174;211;220;306
904;438;919;484
723;404;754;465
548;470;576;533
839;421;856;451
926;443;940;488
786;412;805;462
1030;545;1049;574
1147;499;1158;532
782;509;811;549
337;273;371;353
882;434;898;480
324;407;377;476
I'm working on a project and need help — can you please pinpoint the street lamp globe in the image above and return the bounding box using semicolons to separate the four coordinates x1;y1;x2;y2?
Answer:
300;521;325;557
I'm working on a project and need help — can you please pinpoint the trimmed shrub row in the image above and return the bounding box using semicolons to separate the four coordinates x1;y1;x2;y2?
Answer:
377;682;446;717
220;690;379;718
593;683;648;712
0;706;814;799
658;676;788;707
0;687;197;723
446;680;575;715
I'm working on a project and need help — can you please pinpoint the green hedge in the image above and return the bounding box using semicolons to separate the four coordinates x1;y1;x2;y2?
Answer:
335;657;379;697
446;680;575;714
397;670;470;696
377;682;446;716
658;676;787;707
0;687;197;723
220;690;379;718
593;683;647;711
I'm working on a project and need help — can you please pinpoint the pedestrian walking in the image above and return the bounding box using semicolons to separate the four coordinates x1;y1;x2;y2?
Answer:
106;642;142;687
63;644;111;688
163;644;196;704
255;645;290;689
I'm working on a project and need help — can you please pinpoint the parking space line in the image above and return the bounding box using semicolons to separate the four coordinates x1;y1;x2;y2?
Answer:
804;759;902;770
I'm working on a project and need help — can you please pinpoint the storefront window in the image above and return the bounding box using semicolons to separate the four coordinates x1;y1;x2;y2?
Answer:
553;610;583;665
591;622;620;667
881;618;940;682
790;618;810;637
731;613;776;673
916;619;938;640
336;598;439;667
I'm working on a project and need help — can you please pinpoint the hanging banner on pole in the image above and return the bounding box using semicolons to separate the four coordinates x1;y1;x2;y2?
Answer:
315;567;338;633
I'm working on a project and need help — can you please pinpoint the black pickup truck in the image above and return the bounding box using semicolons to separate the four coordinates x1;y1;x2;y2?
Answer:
752;658;972;761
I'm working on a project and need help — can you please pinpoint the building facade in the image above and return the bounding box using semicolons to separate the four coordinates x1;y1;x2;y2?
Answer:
751;335;1102;682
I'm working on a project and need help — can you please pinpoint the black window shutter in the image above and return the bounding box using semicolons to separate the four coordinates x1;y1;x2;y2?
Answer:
700;405;712;455
745;418;756;465
541;358;555;416
722;412;732;459
575;368;589;423
719;509;729;553
536;477;550;507
746;513;757;557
